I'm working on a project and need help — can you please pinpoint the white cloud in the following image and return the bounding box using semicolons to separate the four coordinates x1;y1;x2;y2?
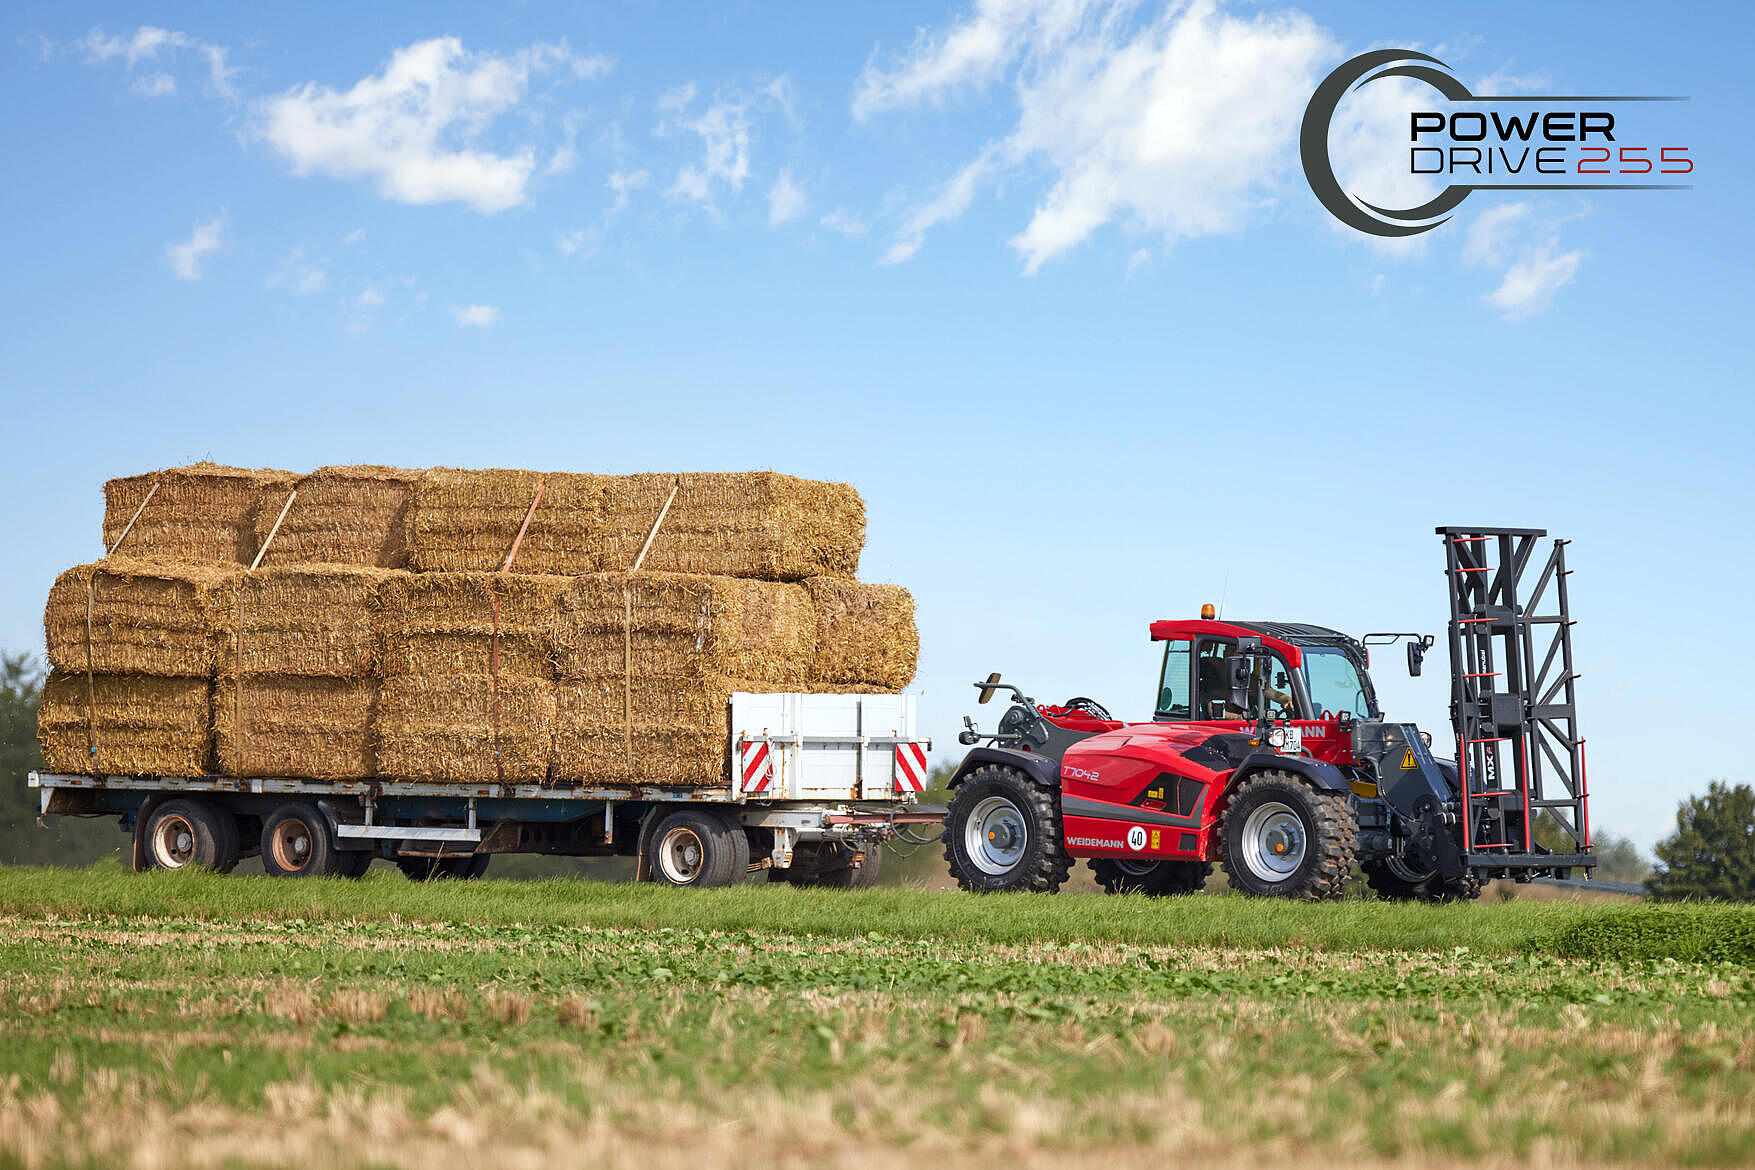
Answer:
557;227;596;258
607;168;648;215
451;304;500;327
164;216;224;280
341;229;366;246
858;0;1337;271
767;169;807;226
820;208;868;237
1462;201;1585;320
79;25;239;102
265;247;327;295
252;37;610;214
667;98;752;208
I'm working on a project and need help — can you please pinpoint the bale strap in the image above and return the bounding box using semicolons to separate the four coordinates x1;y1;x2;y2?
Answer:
250;489;298;571
86;480;160;766
622;481;680;764
493;480;546;785
226;490;296;777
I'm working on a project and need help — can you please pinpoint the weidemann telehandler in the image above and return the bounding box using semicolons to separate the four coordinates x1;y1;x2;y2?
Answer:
943;526;1595;900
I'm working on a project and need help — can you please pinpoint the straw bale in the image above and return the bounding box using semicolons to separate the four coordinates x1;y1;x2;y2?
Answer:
555;573;815;685
806;578;918;691
255;466;418;568
37;670;211;777
376;572;565;679
374;675;554;783
103;463;298;565
43;558;237;677
214;676;375;779
405;469;609;574
592;472;865;580
213;566;393;679
552;675;745;786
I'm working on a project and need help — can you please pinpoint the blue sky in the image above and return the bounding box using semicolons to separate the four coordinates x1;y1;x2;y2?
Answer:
2;1;1749;852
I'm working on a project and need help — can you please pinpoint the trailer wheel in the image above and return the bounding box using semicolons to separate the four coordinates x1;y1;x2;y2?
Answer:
260;803;340;878
1220;771;1356;901
396;854;490;881
649;810;749;888
336;850;375;879
782;842;885;889
143;800;231;872
1090;858;1211;896
942;764;1071;894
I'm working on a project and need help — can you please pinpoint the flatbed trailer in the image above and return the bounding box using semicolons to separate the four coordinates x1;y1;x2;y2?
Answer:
30;693;937;888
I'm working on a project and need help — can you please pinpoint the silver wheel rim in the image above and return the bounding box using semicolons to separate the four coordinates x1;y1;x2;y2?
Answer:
150;814;196;869
964;795;1029;876
1240;801;1307;881
658;826;706;884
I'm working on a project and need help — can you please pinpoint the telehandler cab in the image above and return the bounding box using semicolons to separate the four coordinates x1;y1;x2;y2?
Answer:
942;527;1595;901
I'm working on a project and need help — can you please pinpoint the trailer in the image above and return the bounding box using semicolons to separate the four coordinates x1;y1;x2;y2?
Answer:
30;692;936;887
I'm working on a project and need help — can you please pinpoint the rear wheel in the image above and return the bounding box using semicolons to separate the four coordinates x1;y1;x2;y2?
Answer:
260;803;340;878
943;764;1070;893
649;810;750;888
1220;771;1356;900
144;800;233;872
336;850;375;879
1090;858;1212;896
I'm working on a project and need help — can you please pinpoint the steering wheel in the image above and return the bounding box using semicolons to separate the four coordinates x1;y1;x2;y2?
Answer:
1060;696;1114;721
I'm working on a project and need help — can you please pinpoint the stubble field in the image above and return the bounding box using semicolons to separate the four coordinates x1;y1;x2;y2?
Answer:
0;866;1750;1170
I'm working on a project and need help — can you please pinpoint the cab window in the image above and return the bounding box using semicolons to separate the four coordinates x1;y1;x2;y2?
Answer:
1155;640;1191;718
1196;639;1299;721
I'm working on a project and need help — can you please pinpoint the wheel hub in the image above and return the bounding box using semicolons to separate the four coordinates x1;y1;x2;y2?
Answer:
965;795;1030;876
1240;801;1308;881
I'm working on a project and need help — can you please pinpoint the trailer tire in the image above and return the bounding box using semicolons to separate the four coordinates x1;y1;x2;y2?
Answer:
143;800;230;872
336;850;375;879
943;763;1071;894
260;803;340;878
1090;858;1211;896
1220;771;1356;901
650;810;749;888
783;843;885;889
396;854;490;881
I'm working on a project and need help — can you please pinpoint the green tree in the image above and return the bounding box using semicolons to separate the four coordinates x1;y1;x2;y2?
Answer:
0;654;124;867
1647;781;1755;902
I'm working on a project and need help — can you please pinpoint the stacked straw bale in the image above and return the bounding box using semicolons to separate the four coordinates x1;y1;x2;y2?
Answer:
254;466;418;568
556;573;816;686
376;572;565;678
38;671;211;777
44;559;236;678
553;675;747;786
103;463;297;565
211;567;392;779
405;470;607;574
806;578;919;691
376;675;555;783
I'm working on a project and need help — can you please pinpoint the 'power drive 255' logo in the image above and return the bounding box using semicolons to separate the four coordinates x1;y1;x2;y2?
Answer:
1302;49;1690;237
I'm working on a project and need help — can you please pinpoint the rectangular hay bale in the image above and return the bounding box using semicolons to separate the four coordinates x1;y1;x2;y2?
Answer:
806;578;919;691
44;558;237;677
552;675;745;787
215;566;393;678
103;463;298;565
556;573;816;686
376;572;565;679
37;670;211;777
254;465;418;568
374;675;554;783
214;676;375;780
405;469;608;574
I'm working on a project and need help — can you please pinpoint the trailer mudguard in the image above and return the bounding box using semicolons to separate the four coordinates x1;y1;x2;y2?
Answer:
946;747;1061;791
1225;752;1351;795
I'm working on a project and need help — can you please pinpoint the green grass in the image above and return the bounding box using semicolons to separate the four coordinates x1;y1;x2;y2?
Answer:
2;866;1752;1169
0;864;1748;961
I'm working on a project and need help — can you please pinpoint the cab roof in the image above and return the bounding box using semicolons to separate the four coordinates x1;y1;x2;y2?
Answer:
1149;618;1367;666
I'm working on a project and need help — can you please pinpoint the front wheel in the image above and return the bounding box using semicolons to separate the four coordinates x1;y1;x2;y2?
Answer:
1090;858;1212;896
778;842;884;888
143;800;237;872
1219;771;1356;900
942;764;1070;893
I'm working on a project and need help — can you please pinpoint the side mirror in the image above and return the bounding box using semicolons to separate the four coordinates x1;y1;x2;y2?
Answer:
976;672;1003;705
1407;641;1423;677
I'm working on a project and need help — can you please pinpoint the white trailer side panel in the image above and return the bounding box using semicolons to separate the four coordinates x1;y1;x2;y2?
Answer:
730;693;927;802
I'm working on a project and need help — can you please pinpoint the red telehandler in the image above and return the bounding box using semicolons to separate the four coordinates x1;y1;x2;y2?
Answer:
942;527;1595;901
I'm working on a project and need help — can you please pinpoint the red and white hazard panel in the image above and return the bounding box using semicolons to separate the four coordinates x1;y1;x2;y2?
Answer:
740;740;774;794
895;742;928;792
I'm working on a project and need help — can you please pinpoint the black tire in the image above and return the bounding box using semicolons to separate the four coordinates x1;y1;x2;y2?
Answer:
782;842;885;889
1362;857;1484;904
396;854;490;881
210;805;241;874
336;850;375;879
1219;771;1356;900
942;763;1071;893
143;800;229;872
260;803;340;878
1090;857;1212;896
648;810;750;888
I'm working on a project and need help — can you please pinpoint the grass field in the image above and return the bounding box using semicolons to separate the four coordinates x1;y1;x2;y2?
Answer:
1;867;1751;1170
